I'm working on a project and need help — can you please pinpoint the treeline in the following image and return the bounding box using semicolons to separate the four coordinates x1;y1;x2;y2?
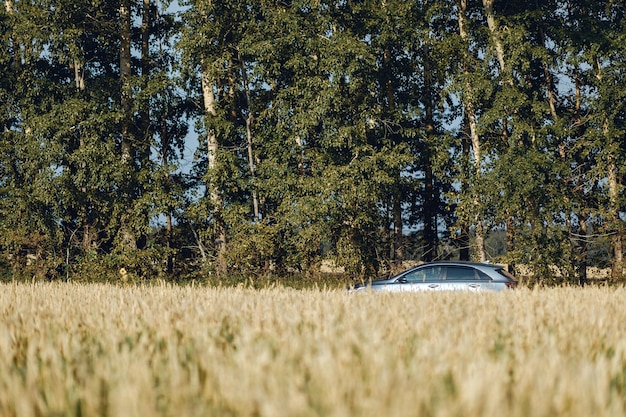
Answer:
0;0;624;283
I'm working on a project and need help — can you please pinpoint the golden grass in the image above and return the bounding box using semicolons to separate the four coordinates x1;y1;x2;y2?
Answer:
0;282;625;417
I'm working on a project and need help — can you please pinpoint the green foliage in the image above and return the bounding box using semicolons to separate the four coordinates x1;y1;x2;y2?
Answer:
0;0;624;284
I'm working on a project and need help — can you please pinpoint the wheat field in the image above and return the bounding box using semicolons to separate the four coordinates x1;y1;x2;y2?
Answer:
0;282;625;417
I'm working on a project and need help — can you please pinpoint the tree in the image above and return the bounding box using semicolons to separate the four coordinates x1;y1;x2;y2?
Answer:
583;0;626;280
454;0;487;262
1;0;625;283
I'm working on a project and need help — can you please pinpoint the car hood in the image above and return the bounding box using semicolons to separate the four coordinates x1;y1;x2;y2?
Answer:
351;277;396;290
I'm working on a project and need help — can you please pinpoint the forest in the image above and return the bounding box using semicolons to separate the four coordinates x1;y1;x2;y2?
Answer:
0;0;624;283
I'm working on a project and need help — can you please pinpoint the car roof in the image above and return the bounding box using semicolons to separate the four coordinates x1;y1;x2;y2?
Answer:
414;260;503;269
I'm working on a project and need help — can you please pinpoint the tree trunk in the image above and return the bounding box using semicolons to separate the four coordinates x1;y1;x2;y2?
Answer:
240;56;260;220
608;154;623;280
422;154;436;261
459;125;471;261
572;71;590;284
577;213;588;286
483;0;523;267
382;42;404;265
483;0;507;83
540;25;585;283
141;0;150;78
505;216;515;273
594;59;623;280
161;116;173;275
132;0;152;252
119;0;136;251
120;0;132;163
393;197;404;262
72;60;85;91
457;0;486;262
5;0;21;69
422;41;438;262
201;61;227;274
139;0;151;169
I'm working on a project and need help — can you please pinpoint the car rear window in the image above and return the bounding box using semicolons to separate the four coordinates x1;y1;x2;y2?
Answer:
495;268;517;281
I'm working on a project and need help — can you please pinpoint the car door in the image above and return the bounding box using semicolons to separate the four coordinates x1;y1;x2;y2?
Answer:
442;266;493;291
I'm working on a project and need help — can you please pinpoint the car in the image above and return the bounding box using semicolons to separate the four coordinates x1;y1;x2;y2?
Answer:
349;261;517;293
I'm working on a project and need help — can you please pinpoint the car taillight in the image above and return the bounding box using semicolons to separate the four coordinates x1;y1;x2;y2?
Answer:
505;281;517;289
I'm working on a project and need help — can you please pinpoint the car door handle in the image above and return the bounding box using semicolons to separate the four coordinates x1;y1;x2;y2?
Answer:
468;284;480;288
428;284;439;288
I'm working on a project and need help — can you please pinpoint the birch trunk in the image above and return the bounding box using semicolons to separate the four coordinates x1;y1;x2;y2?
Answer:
201;61;227;273
608;156;623;280
457;0;486;262
71;61;85;91
482;0;506;77
483;0;522;268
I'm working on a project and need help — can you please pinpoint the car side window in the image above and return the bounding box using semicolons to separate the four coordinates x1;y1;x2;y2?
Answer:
404;266;443;282
445;266;480;281
476;270;492;281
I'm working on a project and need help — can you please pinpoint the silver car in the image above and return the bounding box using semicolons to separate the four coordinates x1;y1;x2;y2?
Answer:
350;261;517;293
